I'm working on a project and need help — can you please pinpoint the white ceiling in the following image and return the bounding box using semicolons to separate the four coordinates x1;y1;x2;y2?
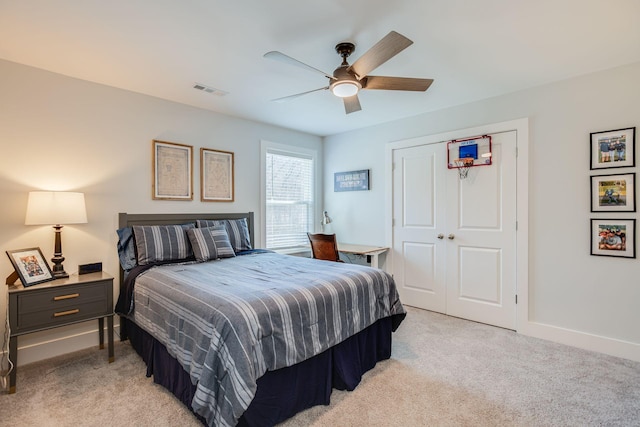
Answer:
1;0;640;136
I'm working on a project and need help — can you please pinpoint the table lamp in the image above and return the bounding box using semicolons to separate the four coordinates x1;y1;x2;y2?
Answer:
321;210;332;233
24;191;87;279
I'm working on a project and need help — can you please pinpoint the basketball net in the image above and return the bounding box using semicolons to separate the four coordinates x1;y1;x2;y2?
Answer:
454;158;474;179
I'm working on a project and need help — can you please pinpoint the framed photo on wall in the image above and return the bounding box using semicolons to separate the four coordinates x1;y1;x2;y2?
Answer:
590;218;635;258
201;148;234;202
6;247;54;287
590;173;635;212
152;140;193;200
590;127;635;170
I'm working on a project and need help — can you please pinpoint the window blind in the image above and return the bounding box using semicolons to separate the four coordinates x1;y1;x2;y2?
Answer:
265;151;314;249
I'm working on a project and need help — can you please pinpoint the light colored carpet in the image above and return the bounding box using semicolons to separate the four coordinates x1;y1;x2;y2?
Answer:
1;306;639;426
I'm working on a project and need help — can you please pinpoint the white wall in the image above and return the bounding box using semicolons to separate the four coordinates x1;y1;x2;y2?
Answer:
0;59;322;365
324;62;640;361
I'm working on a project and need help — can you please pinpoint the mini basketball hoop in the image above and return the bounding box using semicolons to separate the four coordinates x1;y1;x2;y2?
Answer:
447;135;493;180
454;158;474;179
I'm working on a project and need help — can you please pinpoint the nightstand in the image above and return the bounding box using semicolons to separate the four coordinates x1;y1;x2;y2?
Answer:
7;271;114;394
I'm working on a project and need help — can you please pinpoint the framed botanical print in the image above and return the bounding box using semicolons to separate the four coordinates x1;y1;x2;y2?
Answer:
590;173;635;212
591;218;635;258
201;148;234;202
590;127;635;170
6;247;54;287
152;140;193;200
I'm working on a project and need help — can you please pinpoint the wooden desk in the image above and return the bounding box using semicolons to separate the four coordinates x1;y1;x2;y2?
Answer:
337;244;389;269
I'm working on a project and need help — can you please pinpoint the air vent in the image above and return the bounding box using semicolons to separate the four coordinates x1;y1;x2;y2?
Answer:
193;83;228;97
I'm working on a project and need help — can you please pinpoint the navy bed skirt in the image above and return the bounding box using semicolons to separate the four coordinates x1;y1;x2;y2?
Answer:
124;315;397;426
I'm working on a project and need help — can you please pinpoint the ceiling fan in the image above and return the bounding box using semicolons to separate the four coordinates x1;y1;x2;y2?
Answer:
264;31;433;114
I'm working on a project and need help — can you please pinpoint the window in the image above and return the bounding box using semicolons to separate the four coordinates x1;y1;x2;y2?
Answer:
261;142;317;250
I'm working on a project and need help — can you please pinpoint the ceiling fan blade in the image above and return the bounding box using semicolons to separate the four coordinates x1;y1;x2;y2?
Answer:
264;51;334;80
343;94;362;114
364;76;434;91
271;86;329;103
348;31;413;79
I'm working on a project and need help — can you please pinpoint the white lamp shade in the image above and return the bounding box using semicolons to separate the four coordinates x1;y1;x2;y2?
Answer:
25;191;88;225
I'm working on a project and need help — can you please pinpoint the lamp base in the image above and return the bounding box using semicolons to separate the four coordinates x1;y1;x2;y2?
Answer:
52;270;69;279
51;257;68;279
51;225;69;279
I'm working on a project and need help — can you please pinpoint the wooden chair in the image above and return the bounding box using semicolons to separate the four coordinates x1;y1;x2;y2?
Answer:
307;233;343;262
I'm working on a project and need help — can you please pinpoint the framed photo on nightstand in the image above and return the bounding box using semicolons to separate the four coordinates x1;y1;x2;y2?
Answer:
6;247;54;287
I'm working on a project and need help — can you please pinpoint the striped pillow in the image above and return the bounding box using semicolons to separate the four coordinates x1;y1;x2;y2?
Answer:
187;226;236;262
196;218;252;252
133;224;194;266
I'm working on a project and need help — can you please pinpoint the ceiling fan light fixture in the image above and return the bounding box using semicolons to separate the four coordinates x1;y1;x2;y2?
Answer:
330;80;361;98
265;32;432;113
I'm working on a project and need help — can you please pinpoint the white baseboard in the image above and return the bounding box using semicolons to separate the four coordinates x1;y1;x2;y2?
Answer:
522;321;640;363
12;323;120;366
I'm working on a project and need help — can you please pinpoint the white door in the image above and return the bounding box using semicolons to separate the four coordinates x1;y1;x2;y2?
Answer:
392;131;517;330
392;143;447;313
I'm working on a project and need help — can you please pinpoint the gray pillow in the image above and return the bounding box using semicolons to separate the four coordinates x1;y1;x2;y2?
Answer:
133;224;194;265
196;218;252;252
187;226;236;262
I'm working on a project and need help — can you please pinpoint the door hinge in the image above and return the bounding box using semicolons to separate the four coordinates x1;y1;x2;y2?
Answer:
515;147;518;157
392;218;396;227
516;221;518;231
515;295;518;304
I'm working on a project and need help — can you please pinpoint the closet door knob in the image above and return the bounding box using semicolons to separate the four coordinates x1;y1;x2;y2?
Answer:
447;234;455;240
437;234;444;239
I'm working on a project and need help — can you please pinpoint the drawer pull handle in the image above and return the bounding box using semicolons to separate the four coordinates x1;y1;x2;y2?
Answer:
54;309;80;317
54;293;80;301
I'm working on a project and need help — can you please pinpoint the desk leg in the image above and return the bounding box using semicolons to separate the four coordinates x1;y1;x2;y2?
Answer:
371;254;379;269
98;317;104;350
8;335;17;394
107;315;114;363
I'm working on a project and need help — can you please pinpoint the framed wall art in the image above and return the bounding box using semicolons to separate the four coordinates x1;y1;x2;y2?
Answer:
590;127;635;170
201;148;234;202
591;218;635;258
334;169;370;192
152;140;193;200
6;247;54;287
590;173;635;212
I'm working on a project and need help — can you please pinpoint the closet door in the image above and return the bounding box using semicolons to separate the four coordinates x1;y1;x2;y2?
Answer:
445;131;517;329
391;131;517;330
392;142;447;313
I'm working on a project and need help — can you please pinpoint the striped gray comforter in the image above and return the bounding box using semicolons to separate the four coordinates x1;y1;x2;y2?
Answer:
130;251;405;426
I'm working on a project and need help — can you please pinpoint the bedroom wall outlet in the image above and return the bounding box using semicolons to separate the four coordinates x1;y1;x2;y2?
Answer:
78;262;102;275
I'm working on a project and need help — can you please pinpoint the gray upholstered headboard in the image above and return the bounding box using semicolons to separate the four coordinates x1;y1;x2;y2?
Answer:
117;211;255;284
118;212;254;244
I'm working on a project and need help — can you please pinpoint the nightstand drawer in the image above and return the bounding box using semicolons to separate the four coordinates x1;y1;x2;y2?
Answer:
17;299;111;331
14;281;111;333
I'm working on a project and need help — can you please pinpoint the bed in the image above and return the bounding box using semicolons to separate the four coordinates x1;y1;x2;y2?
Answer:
115;212;406;427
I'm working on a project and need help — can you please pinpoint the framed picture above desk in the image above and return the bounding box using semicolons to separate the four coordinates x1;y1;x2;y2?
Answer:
334;170;370;192
337;243;388;269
